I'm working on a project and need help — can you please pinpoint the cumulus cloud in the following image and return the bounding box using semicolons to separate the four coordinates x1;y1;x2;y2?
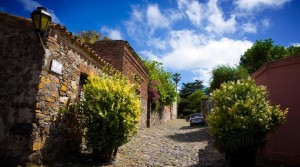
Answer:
141;29;253;84
125;6;149;43
205;0;237;35
18;0;40;11
261;19;270;28
120;0;289;84
291;43;300;46
157;34;252;71
235;0;291;11
192;69;211;86
242;23;257;33
146;4;170;32
18;0;61;23
101;26;123;40
178;0;203;26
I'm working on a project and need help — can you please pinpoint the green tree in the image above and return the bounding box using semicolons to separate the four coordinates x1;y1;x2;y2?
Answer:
187;90;205;113
179;80;204;98
172;73;181;94
75;30;110;44
286;45;300;56
178;80;204;116
143;60;176;108
210;65;248;91
239;38;287;74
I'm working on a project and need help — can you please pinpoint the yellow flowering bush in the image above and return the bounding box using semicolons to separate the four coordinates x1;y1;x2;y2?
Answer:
208;78;287;154
81;72;141;151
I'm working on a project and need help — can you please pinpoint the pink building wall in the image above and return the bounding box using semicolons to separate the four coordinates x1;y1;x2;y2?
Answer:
252;56;300;165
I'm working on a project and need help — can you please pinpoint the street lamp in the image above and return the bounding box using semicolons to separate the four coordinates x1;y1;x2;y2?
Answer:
31;7;52;37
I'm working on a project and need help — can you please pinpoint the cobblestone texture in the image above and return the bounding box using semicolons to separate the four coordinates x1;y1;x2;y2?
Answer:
113;119;223;167
36;119;295;167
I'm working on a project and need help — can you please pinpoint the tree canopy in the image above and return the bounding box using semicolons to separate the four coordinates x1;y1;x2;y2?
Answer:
172;73;181;86
209;65;248;91
187;90;205;113
178;80;205;116
239;38;300;74
179;80;204;98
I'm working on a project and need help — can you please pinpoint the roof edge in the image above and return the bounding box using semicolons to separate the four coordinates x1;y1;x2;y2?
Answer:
252;55;300;79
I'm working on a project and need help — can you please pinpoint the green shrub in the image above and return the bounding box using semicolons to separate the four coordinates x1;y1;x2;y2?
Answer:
208;78;287;153
80;72;141;151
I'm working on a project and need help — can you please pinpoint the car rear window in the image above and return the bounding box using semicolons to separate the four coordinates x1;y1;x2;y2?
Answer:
191;113;201;118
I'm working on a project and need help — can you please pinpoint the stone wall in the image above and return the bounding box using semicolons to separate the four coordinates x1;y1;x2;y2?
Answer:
92;41;149;128
32;26;107;162
148;105;173;127
0;12;110;165
0;13;44;166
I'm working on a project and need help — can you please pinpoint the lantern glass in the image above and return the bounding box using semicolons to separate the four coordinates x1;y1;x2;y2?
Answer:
32;14;40;30
31;7;52;36
40;14;50;31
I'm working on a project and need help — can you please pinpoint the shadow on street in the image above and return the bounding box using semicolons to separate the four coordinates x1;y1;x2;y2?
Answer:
167;126;209;143
179;125;207;130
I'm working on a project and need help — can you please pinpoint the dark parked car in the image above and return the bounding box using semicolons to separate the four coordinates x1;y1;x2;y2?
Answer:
189;113;204;126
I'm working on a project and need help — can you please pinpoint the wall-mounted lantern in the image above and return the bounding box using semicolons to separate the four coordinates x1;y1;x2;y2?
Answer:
31;7;52;37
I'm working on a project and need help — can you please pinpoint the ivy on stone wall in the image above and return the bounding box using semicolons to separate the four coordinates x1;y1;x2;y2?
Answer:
143;60;176;109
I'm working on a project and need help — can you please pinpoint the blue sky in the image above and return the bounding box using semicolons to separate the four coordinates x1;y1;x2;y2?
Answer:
1;0;300;87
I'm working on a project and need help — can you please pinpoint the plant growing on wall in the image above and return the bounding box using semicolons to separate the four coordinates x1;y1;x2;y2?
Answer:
208;78;287;167
80;71;141;161
75;30;111;44
143;60;176;110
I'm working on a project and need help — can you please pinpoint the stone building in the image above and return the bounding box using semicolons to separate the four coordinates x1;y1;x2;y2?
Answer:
92;41;176;126
0;12;148;165
92;41;149;127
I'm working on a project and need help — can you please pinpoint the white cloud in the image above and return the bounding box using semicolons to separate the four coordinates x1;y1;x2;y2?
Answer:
178;0;203;26
101;27;123;40
261;19;270;28
242;23;257;33
146;4;169;31
132;6;143;22
291;43;300;47
18;0;40;11
205;0;237;35
148;38;168;50
48;9;61;24
158;32;252;70
192;69;211;86
144;30;252;84
18;0;61;23
140;51;161;62
125;6;148;43
165;9;184;23
235;0;291;11
122;0;290;85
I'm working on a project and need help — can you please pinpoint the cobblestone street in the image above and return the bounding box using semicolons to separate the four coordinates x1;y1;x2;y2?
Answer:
39;119;295;167
112;119;224;166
